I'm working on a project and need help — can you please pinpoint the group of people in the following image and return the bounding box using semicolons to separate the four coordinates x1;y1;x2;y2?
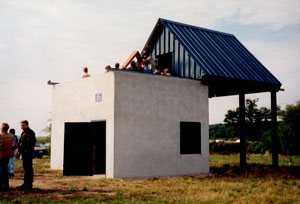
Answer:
124;61;171;76
0;120;36;191
82;56;172;78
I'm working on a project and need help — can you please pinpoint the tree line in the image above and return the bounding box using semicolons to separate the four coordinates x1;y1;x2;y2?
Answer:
210;99;300;155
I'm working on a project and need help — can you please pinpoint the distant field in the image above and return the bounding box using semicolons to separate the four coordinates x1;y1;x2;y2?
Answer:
1;154;300;204
36;136;51;144
210;153;300;167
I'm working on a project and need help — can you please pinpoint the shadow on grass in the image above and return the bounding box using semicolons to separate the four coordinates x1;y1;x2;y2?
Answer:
0;188;62;195
211;164;300;179
0;187;156;204
0;187;85;196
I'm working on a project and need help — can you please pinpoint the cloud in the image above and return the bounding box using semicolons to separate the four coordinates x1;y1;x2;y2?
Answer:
0;79;52;135
243;33;300;77
236;0;300;30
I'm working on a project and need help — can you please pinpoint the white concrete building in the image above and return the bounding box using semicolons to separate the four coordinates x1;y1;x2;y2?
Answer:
51;70;209;178
51;17;282;177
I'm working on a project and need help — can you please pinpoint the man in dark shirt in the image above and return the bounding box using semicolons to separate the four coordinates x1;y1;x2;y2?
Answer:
18;120;36;190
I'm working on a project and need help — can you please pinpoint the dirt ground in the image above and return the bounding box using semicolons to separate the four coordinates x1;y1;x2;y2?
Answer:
1;155;300;203
2;170;111;202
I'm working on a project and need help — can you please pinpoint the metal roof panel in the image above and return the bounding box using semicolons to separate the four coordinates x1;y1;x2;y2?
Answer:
158;18;281;86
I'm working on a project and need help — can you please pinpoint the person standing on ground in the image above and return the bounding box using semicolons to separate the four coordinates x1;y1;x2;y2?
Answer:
0;123;14;192
8;128;18;176
18;120;36;190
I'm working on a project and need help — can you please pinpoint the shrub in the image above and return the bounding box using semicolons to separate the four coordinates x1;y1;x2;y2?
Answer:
209;141;240;154
247;141;265;154
209;141;220;152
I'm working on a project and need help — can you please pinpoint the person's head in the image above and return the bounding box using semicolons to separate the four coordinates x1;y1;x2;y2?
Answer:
164;68;170;75
143;61;149;67
105;65;111;72
1;123;9;133
20;120;29;131
115;63;120;69
141;51;149;60
9;128;15;135
83;67;88;74
130;61;137;68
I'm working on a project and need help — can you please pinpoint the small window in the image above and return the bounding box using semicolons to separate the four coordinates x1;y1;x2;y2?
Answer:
180;122;201;154
157;52;173;74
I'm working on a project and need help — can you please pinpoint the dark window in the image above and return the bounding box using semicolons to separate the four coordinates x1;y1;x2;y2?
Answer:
157;52;173;74
180;122;201;154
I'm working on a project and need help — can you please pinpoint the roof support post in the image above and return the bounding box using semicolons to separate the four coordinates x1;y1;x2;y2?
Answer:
239;93;246;172
271;91;279;168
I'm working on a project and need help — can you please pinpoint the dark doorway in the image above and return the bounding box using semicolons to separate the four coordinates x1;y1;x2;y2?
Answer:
157;52;173;74
91;121;106;174
63;121;106;176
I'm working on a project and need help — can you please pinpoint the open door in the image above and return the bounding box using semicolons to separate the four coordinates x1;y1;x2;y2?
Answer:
92;121;106;174
64;122;93;176
63;121;106;176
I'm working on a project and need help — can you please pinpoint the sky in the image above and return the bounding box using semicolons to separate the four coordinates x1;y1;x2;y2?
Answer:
0;0;299;136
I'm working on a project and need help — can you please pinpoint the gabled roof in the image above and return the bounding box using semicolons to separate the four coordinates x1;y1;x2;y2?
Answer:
143;18;281;95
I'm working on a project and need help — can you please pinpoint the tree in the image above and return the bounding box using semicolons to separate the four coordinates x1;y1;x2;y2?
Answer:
224;98;273;141
209;124;236;140
278;101;300;155
42;118;52;138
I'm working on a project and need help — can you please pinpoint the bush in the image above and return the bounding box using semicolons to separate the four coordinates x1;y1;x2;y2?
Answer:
247;141;265;154
209;141;240;154
210;141;269;154
209;141;220;152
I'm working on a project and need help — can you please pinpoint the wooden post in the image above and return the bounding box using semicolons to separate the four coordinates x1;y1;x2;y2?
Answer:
239;93;246;172
271;91;279;168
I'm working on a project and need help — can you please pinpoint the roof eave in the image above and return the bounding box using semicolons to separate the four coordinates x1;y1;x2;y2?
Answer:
201;75;282;97
142;18;164;53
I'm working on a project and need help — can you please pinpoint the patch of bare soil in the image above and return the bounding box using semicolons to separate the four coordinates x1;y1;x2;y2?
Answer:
1;170;115;202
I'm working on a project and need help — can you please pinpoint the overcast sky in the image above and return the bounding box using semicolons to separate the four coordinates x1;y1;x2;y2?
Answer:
0;0;300;135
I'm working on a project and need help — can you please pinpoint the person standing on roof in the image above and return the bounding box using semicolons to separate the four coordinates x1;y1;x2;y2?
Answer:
82;67;91;78
143;61;152;73
105;65;111;73
163;68;171;76
153;65;161;75
126;61;136;71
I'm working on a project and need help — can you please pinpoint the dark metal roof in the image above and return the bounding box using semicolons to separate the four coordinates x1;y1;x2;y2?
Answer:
143;18;281;95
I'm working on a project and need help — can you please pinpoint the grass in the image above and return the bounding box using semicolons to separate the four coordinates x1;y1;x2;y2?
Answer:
1;154;300;204
36;136;51;144
210;153;300;167
15;155;50;172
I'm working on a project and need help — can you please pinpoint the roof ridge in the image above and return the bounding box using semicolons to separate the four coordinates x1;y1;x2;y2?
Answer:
159;18;235;37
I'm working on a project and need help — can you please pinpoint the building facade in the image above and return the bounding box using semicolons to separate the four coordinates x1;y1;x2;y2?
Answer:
51;71;209;178
51;17;282;177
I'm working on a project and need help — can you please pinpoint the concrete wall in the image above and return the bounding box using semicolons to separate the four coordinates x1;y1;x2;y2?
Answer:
114;71;209;178
51;72;115;178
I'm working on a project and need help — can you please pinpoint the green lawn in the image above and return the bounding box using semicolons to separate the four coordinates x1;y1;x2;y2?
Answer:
210;153;300;167
1;154;300;204
35;136;51;144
